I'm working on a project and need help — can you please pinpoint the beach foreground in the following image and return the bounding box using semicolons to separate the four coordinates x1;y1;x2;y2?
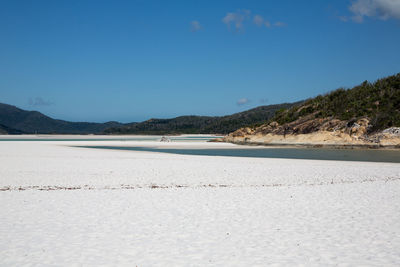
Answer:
1;139;400;266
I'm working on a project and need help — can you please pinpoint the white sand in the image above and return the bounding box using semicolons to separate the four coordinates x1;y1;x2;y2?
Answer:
1;139;400;266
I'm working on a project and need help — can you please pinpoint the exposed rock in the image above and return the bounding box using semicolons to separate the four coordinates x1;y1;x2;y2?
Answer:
346;118;370;138
231;127;254;137
222;73;400;148
269;121;279;128
223;116;400;148
383;127;400;136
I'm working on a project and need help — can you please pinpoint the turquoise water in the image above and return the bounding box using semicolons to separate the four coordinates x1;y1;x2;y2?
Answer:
81;146;400;163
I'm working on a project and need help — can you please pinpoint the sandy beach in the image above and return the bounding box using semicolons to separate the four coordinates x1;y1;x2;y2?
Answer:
1;137;400;266
2;0;400;265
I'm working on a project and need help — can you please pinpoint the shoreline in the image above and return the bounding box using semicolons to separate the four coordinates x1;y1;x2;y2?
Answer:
1;140;400;265
214;129;400;150
0;133;222;138
218;139;400;150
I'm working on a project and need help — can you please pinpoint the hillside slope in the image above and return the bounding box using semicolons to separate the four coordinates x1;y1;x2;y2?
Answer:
0;103;124;134
0;124;25;134
0;101;300;135
104;102;300;135
223;73;400;148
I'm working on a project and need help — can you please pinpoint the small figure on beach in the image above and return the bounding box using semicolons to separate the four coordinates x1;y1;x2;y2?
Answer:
160;136;171;142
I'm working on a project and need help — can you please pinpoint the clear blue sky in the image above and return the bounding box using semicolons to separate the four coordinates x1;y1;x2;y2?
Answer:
1;0;399;122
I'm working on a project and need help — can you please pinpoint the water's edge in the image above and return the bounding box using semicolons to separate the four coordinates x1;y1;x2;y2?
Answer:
217;140;400;150
78;145;400;163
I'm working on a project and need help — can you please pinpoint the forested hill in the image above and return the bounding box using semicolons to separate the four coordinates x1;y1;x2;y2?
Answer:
3;73;397;136
0;101;300;135
231;73;400;137
0;103;124;134
0;123;25;134
274;73;400;132
104;102;300;135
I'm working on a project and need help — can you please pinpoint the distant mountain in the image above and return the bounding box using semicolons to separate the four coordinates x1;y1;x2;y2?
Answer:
0;101;301;135
0;103;124;134
104;102;301;135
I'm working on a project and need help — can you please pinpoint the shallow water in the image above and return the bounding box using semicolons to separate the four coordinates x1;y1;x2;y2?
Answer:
82;145;400;163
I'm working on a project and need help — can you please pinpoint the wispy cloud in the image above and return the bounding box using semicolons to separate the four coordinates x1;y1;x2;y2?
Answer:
29;97;53;106
346;0;400;23
237;98;250;106
253;14;274;28
259;98;269;104
251;14;287;29
223;11;286;32
190;20;202;32
253;15;264;26
222;9;251;31
274;21;287;27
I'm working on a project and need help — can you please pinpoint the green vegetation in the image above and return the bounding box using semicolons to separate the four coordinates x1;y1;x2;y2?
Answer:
0;101;299;135
0;103;123;134
2;73;398;135
104;102;299;135
0;124;25;134
273;73;400;132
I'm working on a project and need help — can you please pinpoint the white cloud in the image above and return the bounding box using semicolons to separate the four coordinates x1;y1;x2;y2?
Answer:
222;9;251;31
349;0;400;22
190;20;202;32
253;15;272;28
223;10;285;31
237;98;250;106
253;15;264;26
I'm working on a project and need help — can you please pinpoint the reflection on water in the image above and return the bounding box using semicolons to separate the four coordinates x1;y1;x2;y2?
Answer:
82;146;400;163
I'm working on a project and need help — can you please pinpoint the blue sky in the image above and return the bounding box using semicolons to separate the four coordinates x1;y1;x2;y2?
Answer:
1;0;399;122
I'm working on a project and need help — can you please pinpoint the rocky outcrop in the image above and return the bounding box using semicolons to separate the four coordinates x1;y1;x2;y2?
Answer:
221;117;400;148
382;127;400;135
218;73;400;148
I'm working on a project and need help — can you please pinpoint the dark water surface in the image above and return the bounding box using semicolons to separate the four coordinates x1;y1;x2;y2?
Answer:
81;146;400;163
